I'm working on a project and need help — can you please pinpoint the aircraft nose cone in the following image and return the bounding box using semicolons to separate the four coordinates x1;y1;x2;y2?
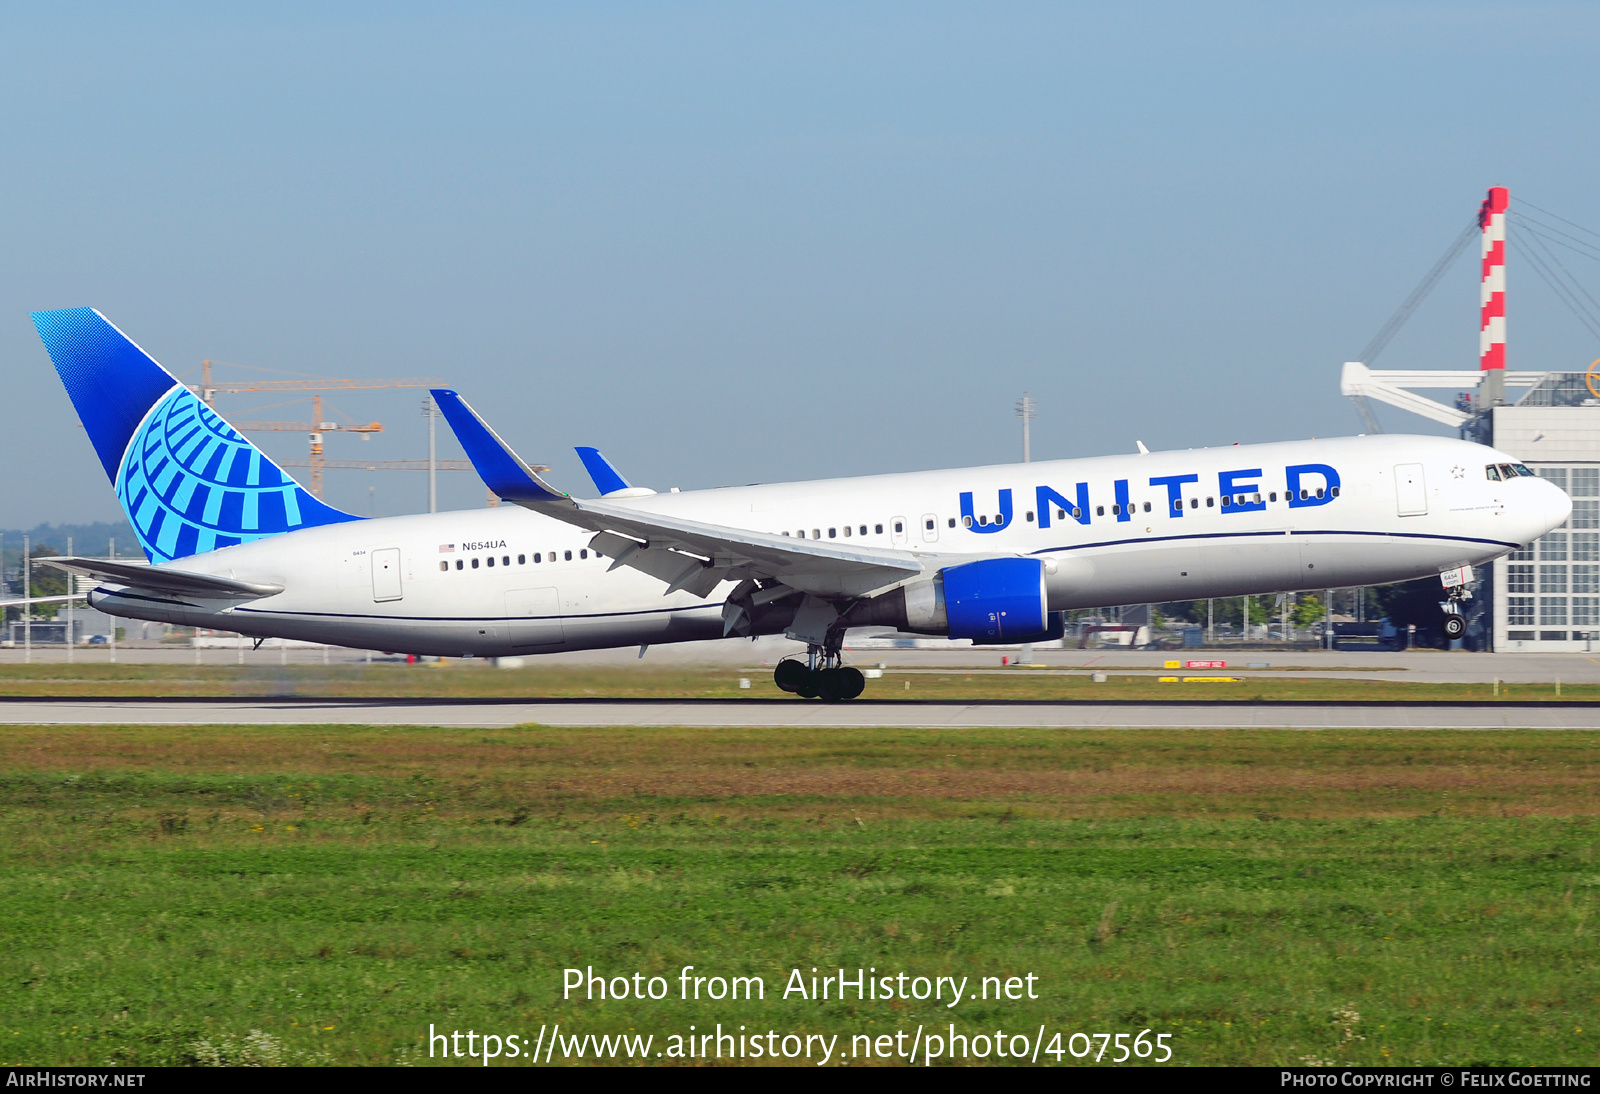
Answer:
1548;481;1574;532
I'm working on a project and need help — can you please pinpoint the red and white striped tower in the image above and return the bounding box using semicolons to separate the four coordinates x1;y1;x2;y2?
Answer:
1479;185;1509;406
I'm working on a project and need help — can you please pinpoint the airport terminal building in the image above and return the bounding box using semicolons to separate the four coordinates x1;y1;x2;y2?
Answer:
1481;377;1600;651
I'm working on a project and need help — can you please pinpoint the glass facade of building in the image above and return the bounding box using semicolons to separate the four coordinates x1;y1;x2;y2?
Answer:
1496;463;1600;647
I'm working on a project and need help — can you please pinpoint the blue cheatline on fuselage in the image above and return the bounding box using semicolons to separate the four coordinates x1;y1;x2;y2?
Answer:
31;307;359;564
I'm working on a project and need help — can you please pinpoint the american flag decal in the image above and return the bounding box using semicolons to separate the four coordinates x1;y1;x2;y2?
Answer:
439;544;455;553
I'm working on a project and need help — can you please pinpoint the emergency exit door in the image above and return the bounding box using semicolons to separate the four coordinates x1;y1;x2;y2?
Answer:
1394;464;1428;517
371;548;403;601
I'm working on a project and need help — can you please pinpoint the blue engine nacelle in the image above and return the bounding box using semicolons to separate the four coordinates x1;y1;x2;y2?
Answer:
942;557;1050;642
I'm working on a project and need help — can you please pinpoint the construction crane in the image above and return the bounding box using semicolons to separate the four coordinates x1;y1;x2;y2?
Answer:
188;361;445;499
226;394;384;499
191;360;444;406
188;361;547;503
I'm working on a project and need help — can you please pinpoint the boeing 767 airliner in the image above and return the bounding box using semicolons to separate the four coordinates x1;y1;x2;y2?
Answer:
27;309;1570;699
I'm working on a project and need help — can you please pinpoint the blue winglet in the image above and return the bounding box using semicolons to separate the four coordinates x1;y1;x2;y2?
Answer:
574;446;631;495
429;389;566;503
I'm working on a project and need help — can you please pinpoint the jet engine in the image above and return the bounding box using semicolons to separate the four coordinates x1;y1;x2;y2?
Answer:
850;557;1061;643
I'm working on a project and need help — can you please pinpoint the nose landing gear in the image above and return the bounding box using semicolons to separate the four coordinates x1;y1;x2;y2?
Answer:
773;649;866;701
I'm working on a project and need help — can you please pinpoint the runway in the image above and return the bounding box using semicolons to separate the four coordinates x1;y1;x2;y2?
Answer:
1;697;1598;729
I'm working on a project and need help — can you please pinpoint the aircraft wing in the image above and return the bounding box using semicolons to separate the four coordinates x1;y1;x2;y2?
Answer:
431;389;929;598
34;557;285;600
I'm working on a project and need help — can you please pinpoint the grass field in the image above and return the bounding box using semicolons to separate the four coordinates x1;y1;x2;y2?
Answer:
0;662;1591;702
2;722;1597;1067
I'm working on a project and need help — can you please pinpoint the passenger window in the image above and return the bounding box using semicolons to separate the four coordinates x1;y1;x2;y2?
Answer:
439;561;448;572
813;529;821;539
564;550;572;561
455;559;463;570
1270;492;1277;502
1486;465;1502;481
948;517;957;528
1026;510;1035;522
1252;493;1261;504
1142;502;1151;513
963;515;974;528
828;528;837;538
518;554;526;565
580;549;588;558
1206;497;1214;507
1299;489;1309;500
487;557;495;567
1172;498;1182;511
503;556;510;566
859;525;867;535
1221;496;1231;507
1315;488;1325;499
534;553;541;563
1330;487;1339;498
894;522;903;533
1096;506;1105;516
875;524;883;534
1111;504;1121;515
843;526;851;537
925;519;934;530
471;557;480;569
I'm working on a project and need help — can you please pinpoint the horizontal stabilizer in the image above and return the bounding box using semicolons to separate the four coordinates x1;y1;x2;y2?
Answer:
35;556;284;599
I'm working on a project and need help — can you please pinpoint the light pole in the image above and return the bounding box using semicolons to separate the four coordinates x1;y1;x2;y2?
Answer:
422;395;438;513
22;534;30;665
1015;392;1037;463
66;536;73;663
108;538;117;664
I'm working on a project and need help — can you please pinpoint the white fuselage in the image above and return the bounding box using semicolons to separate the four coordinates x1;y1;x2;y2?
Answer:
91;434;1569;656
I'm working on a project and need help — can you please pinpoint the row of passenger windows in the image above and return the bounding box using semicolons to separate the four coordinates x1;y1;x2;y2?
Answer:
439;549;596;571
783;523;893;539
779;487;1338;537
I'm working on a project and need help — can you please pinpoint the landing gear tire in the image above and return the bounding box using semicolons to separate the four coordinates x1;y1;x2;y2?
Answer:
1443;615;1466;640
795;672;821;699
774;659;809;693
817;667;866;702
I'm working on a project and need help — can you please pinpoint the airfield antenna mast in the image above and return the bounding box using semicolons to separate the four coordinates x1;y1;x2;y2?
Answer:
1479;186;1510;407
1015;391;1037;463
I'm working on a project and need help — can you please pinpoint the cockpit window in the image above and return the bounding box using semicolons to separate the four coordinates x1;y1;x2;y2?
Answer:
1498;463;1518;480
1486;465;1502;481
1513;464;1535;477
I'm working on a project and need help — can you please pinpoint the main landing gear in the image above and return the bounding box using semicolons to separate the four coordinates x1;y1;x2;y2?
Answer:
774;650;866;701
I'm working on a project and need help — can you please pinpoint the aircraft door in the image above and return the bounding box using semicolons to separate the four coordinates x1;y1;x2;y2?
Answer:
921;513;939;543
891;517;908;546
1394;464;1428;517
506;587;565;648
371;548;403;602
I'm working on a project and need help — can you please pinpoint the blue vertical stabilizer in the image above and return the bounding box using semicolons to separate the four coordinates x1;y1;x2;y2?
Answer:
32;308;360;563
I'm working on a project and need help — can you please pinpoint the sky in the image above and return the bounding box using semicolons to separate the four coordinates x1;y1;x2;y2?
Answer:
5;2;1600;526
